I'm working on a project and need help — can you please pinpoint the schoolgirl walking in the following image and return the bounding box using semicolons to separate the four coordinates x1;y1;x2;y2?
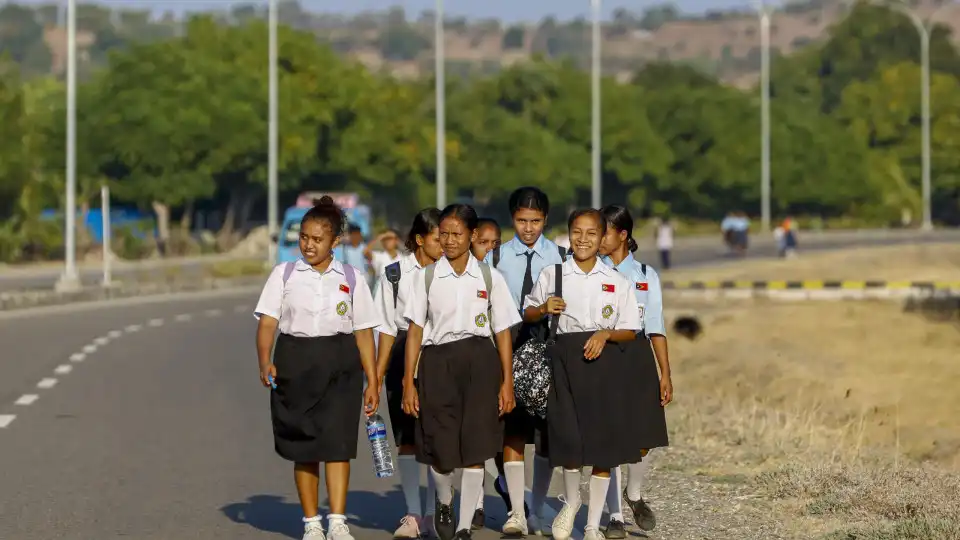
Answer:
402;204;521;540
521;208;644;540
254;196;382;540
373;208;444;539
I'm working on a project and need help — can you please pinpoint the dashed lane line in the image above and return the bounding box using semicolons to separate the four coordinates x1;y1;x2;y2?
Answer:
3;304;246;431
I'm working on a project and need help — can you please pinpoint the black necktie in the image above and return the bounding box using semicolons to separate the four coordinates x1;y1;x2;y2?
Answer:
521;251;535;301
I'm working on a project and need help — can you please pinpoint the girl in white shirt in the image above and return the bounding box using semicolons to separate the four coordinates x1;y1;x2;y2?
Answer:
401;204;521;540
521;208;643;540
373;209;443;539
254;196;381;540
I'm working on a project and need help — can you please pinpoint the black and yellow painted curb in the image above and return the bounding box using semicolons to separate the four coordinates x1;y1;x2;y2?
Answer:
663;280;960;290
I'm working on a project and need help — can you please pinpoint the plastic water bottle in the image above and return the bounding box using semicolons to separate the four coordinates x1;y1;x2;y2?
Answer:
366;414;395;478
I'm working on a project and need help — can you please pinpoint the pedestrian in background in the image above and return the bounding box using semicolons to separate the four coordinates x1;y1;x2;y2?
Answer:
253;196;381;540
374;210;443;540
653;217;674;270
472;218;501;263
368;228;403;278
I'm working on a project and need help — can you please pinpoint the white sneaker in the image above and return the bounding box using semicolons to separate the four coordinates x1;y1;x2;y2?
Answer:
394;515;422;539
303;520;326;540
328;521;355;540
502;510;529;536
528;514;544;536
551;496;581;540
584;528;604;540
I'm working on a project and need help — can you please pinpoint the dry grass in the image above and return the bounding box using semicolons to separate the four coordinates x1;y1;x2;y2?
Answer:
668;242;960;282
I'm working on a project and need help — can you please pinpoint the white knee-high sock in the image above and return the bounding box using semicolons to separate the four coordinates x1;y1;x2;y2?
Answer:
504;461;526;516
605;465;623;522
476;476;485;510
425;469;437;516
562;468;582;508
458;469;484;532
586;475;611;532
397;455;423;517
530;455;553;517
626;459;651;500
430;467;454;506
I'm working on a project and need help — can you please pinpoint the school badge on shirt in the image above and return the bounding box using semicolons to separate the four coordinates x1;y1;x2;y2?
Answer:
636;282;648;291
475;313;488;327
601;283;615;293
601;305;614;319
336;301;349;317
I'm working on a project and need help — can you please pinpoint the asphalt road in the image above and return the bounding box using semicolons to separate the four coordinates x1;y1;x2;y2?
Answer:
1;230;958;539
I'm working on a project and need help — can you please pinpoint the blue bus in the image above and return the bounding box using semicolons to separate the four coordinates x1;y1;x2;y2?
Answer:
274;192;371;264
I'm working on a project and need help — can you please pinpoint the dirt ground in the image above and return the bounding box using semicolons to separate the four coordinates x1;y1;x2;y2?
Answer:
636;244;960;539
668;242;960;282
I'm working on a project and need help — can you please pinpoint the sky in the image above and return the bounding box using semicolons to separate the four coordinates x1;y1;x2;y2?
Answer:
9;0;764;23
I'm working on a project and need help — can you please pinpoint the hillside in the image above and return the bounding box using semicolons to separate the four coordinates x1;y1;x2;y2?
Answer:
2;0;959;85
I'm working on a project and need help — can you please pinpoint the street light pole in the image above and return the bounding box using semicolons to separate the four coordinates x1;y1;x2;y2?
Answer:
435;0;446;209
57;0;80;292
919;28;932;230
267;0;279;265
590;0;602;209
759;6;771;232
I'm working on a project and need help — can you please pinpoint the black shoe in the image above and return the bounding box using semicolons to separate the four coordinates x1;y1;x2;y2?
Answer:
471;508;485;531
453;529;472;540
623;490;656;531
434;498;456;540
603;519;626;539
493;477;532;518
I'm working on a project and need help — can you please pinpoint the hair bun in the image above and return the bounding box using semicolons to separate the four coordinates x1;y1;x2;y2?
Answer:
628;237;639;253
316;195;335;206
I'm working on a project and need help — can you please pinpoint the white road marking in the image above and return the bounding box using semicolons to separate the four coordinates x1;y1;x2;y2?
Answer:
93;336;110;346
82;344;97;354
107;330;123;338
0;415;15;428
205;309;222;317
147;318;164;327
54;365;73;375
37;378;58;389
69;352;86;362
14;394;39;406
174;313;193;322
125;324;142;333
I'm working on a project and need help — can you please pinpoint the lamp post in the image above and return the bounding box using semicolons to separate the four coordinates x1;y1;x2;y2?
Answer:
267;0;279;265
756;2;772;232
56;0;80;292
590;0;602;209
435;0;446;209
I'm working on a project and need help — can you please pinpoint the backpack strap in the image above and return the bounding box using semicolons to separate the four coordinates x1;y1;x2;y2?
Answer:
557;245;567;261
479;262;494;339
384;261;402;308
342;263;357;300
281;261;295;285
492;245;501;268
424;263;435;298
547;263;562;344
640;263;647;277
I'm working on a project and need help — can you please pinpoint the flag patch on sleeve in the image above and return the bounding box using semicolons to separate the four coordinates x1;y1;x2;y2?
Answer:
636;282;648;291
339;284;350;294
601;284;615;293
477;290;488;299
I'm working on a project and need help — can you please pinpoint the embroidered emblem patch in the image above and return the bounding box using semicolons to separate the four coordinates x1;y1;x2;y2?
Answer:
601;283;615;293
602;304;614;319
336;301;348;316
636;282;648;291
475;313;488;327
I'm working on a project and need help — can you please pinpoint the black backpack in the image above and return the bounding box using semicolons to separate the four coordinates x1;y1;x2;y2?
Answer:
384;261;402;307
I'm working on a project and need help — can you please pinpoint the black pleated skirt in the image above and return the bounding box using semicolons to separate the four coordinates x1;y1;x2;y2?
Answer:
415;336;504;472
385;330;417;447
270;333;363;463
546;332;663;469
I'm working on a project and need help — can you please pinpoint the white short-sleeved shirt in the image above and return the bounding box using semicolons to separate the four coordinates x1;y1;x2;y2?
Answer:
374;253;426;337
523;258;641;334
254;259;381;337
403;255;521;347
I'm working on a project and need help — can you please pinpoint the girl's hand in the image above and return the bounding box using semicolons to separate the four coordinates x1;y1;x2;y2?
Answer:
660;375;674;407
363;383;380;416
499;381;516;416
402;380;420;418
542;296;566;315
259;363;277;387
583;330;610;360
